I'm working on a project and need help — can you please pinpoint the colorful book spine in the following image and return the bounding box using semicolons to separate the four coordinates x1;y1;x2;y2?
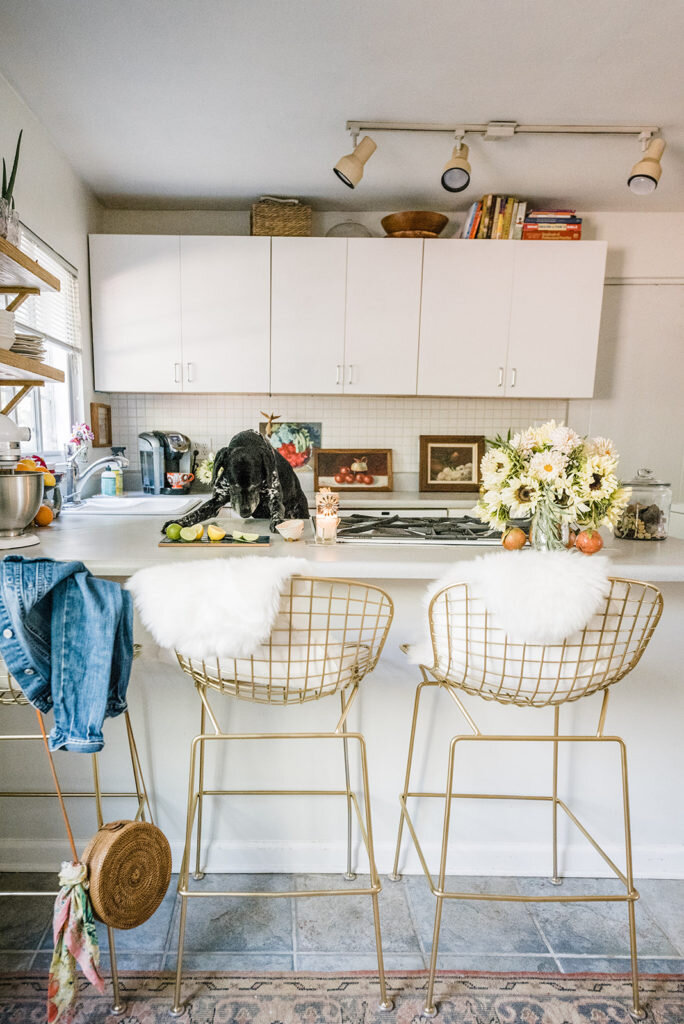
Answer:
469;202;482;238
522;225;582;240
513;201;526;238
502;197;515;239
478;194;492;238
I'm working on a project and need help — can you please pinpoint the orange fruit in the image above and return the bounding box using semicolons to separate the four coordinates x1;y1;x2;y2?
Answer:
34;505;54;527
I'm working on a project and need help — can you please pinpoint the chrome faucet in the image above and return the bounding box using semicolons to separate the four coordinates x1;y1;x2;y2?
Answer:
64;447;129;504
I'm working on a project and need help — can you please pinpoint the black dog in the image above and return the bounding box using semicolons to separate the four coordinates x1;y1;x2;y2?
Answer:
161;429;310;534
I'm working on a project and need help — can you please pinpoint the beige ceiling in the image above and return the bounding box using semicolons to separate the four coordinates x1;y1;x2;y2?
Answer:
0;0;682;212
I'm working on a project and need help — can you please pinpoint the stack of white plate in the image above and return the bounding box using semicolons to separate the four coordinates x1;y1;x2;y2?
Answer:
0;310;15;348
11;331;46;359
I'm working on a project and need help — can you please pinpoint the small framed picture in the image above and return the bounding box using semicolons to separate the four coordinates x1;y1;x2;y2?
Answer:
90;402;112;448
419;435;485;492
313;449;393;491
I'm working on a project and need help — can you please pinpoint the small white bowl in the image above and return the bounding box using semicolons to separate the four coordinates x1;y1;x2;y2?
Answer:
276;519;305;541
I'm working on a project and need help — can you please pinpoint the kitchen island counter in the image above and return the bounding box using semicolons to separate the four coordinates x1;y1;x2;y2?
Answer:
2;510;684;882
13;509;684;582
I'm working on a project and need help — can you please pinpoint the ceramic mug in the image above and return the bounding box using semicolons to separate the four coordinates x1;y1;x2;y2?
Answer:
166;472;194;489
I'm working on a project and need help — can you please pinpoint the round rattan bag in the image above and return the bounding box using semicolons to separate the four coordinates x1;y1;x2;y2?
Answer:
82;820;172;930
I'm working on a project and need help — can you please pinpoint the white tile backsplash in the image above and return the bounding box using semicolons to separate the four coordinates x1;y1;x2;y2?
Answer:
109;393;568;492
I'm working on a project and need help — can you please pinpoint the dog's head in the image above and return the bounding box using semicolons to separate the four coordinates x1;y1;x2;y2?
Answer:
212;444;269;519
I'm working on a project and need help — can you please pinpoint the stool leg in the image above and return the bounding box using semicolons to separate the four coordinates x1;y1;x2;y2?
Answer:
550;706;562;886
424;736;458;1018
617;738;646;1021
341;692;356;881
92;753;124;1015
193;702;206;881
356;734;393;1012
390;680;429;882
170;735;200;1016
123;710;153;823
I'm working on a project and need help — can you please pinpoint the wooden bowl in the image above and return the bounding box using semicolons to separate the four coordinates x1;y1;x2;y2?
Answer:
381;211;449;237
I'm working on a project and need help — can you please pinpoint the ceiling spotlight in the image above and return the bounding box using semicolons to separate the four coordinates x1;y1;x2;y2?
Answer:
628;136;666;195
333;135;377;189
441;134;471;193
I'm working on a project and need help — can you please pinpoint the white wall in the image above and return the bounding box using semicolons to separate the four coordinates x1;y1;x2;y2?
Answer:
0;71;102;411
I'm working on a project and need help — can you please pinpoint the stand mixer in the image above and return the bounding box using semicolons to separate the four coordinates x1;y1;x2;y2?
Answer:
0;413;44;549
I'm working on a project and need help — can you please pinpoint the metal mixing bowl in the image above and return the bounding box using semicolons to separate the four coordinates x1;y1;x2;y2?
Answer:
0;471;44;536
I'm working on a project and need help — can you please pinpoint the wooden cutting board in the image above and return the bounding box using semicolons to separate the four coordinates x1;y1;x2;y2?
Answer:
159;535;270;548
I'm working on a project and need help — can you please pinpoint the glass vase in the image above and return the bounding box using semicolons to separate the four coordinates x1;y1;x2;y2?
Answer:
0;199;20;245
529;504;570;552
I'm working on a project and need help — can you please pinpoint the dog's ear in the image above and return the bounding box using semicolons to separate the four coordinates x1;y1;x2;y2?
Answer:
211;447;232;487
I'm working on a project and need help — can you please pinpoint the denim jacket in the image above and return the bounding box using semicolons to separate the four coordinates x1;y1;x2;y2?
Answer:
0;555;133;752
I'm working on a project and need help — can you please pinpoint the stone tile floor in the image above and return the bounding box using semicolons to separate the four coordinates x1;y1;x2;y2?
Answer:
1;872;683;974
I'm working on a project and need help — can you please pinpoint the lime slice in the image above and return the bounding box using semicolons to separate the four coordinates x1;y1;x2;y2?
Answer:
180;524;203;542
232;530;260;543
165;523;182;540
207;523;226;541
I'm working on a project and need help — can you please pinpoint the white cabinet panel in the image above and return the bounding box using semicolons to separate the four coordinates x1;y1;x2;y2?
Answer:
344;239;422;394
180;236;270;393
271;237;347;394
506;241;607;398
418;240;514;396
90;235;182;392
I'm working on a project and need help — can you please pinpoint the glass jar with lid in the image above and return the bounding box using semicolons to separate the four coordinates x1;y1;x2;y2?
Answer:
615;468;672;541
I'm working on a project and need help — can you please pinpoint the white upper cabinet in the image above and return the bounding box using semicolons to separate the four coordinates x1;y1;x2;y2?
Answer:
270;237;347;394
90;234;182;392
179;236;270;393
418;240;514;396
505;241;607;398
344;238;422;395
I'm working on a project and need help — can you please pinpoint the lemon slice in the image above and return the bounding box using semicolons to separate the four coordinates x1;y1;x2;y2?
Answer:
180;524;203;542
207;523;226;541
232;530;260;543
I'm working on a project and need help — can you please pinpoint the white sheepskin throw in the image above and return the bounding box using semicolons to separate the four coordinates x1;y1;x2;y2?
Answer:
410;549;611;661
126;556;308;659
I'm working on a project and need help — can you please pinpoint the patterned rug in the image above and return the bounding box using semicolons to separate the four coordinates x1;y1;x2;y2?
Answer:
1;970;684;1023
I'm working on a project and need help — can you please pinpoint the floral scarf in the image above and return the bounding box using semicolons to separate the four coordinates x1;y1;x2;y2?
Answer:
48;861;105;1024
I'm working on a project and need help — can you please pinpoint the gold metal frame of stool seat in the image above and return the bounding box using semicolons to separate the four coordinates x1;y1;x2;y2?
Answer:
389;577;663;1020
169;576;395;1016
0;644;151;1014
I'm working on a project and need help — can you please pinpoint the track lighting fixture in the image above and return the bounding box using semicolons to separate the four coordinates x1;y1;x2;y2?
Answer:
333;135;377;189
441;133;471;193
628;135;666;195
335;121;664;195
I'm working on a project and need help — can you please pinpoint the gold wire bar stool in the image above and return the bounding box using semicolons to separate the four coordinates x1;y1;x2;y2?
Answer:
0;645;152;1014
170;575;394;1016
390;577;663;1020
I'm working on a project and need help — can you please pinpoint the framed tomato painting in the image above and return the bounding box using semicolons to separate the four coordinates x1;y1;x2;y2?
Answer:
313;449;393;491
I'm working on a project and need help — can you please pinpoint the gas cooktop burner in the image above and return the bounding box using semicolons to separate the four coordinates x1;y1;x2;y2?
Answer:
336;514;503;545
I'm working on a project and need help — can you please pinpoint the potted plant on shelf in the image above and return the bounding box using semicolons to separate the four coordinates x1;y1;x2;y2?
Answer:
1;130;22;246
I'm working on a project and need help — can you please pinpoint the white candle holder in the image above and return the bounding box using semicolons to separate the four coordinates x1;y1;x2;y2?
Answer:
315;513;340;545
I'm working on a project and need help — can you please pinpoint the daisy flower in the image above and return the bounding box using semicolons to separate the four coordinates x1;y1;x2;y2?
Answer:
529;450;568;483
481;448;512;487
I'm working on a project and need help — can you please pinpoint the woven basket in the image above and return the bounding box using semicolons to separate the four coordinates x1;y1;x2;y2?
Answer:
251;196;312;236
82;820;172;930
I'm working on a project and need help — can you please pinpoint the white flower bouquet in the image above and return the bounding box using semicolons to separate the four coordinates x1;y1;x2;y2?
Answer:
476;421;630;550
196;452;215;484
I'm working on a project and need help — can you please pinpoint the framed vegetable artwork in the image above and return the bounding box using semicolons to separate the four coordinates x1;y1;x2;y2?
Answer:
259;420;322;470
313;449;393;491
419;435;485;492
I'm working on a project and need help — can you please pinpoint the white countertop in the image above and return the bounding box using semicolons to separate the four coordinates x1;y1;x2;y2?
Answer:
10;508;684;581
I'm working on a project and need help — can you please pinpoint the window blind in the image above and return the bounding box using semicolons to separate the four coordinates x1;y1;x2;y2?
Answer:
15;226;82;351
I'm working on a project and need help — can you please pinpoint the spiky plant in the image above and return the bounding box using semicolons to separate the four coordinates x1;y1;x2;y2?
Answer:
2;130;23;208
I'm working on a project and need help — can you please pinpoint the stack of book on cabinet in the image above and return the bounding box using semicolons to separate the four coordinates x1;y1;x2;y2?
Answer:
460;195;526;239
522;210;583;240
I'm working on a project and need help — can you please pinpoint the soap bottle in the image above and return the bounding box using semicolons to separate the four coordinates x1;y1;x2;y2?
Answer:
101;466;117;496
113;465;124;495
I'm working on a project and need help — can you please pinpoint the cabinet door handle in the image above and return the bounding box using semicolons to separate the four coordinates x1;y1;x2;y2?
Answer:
336;364;342;385
497;366;504;388
347;364;354;385
186;362;194;383
174;362;181;384
510;367;517;388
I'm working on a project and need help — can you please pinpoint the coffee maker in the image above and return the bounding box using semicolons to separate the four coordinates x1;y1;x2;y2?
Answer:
139;431;195;494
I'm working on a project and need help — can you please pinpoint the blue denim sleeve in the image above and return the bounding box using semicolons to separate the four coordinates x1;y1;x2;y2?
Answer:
48;571;132;752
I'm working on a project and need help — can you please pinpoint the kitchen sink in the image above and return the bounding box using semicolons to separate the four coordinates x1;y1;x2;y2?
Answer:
61;496;202;516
